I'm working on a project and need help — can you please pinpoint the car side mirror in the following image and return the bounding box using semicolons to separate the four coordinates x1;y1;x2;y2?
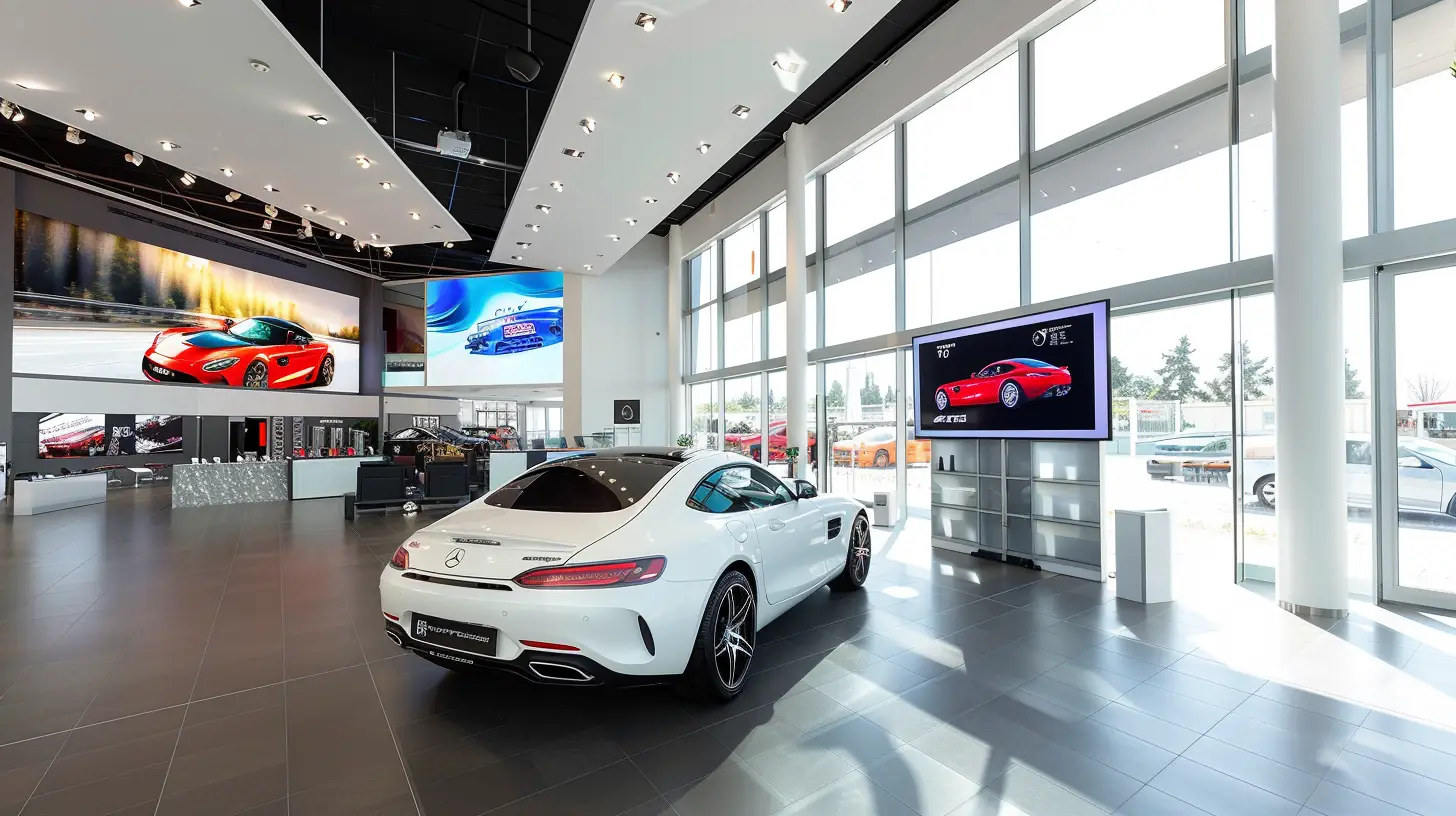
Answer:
795;480;818;499
1398;456;1427;469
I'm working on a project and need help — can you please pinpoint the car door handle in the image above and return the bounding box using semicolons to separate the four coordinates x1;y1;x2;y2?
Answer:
768;520;787;531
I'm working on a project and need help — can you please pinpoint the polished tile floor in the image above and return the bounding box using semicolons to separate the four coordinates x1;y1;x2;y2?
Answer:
4;488;1456;815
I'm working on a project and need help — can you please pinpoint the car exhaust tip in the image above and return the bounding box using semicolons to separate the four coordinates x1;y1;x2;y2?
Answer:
528;661;593;683
386;630;404;648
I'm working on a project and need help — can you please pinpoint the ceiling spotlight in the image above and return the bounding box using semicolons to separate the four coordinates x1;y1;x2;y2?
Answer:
536;204;552;214
431;224;441;230
353;239;363;252
264;204;279;218
636;12;657;31
66;127;85;145
249;59;271;73
0;100;21;121
355;156;372;169
409;212;420;220
9;107;22;122
517;242;532;248
626;218;637;226
379;181;394;190
562;148;585;158
580;118;596;134
527;224;540;232
224;191;241;203
336;218;347;227
124;152;144;167
302;204;317;213
308;114;329;125
179;172;196;187
370;233;380;241
220;167;234;177
328;230;339;239
262;219;273;230
606;73;625;88
697;142;711;154
382;246;393;259
828;0;852;11
75;108;97;122
159;140;178;151
644;197;658;204
666;172;680;184
511;255;523;262
584;264;593;271
263;184;278;192
732;104;751;118
773;59;801;74
609;234;621;242
444;241;454;248
550;181;564;192
178;0;201;7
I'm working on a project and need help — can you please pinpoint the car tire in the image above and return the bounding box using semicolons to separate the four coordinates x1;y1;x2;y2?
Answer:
1254;475;1276;509
874;449;889;468
829;513;871;592
315;354;335;387
935;389;950;412
243;361;269;389
675;569;756;703
999;380;1023;409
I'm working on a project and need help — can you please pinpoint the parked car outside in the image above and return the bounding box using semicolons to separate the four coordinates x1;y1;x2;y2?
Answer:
831;427;931;468
1245;435;1456;516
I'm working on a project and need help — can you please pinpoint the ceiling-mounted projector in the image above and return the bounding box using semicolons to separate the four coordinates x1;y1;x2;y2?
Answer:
437;129;472;159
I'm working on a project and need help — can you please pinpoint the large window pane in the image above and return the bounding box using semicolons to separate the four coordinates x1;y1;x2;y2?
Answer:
691;303;718;374
689;249;716;308
906;183;1020;330
1237;28;1368;257
906;53;1018;208
723;375;762;459
723;291;763;368
768;275;817;358
825;133;894;246
825;353;901;504
1034;0;1224;149
806;180;818;255
824;228;895;347
1394;0;1456;229
767;202;786;274
690;381;720;449
723;219;761;292
1031;93;1230;302
767;370;789;477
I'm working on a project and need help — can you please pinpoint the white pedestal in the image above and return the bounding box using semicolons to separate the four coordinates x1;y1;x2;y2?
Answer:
1115;509;1173;605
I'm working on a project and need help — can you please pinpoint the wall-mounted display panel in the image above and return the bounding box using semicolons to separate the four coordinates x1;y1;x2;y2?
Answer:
383;304;426;387
913;301;1111;439
13;212;361;392
426;273;564;386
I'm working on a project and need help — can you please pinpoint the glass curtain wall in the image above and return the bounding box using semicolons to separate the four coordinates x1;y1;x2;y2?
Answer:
824;353;902;505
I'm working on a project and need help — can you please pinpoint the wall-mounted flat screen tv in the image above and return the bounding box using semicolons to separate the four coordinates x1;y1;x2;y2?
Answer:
425;272;564;386
38;413;107;458
913;300;1111;440
135;415;184;455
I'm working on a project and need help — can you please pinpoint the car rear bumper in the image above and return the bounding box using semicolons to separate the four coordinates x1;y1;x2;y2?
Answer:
382;619;673;686
379;567;711;678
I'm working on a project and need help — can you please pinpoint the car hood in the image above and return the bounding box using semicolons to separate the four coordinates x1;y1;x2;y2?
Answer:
401;501;642;580
154;330;252;357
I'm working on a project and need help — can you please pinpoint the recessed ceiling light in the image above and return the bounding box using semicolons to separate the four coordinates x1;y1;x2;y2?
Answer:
606;73;625;88
773;59;801;74
584;264;593;271
409;212;420;220
562;148;585;158
123;152;144;167
370;233;380;241
308;114;329;125
355;156;372;169
249;59;271;73
179;173;196;187
224;191;241;202
304;204;319;213
337;219;346;226
379;181;394;190
220;167;233;177
827;0;852;11
527;223;540;232
579;118;596;134
609;235;621;242
732;104;751;118
159;140;179;151
511;255;523;261
517;242;532;248
550;181;564;192
666;172;680;184
644;197;658;204
626;218;637;226
263;184;279;192
75;108;97;122
536;204;552;214
697;142;711;154
635;12;657;31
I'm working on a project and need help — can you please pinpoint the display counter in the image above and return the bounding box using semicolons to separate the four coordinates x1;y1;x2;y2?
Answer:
291;456;387;500
13;472;109;515
173;461;289;508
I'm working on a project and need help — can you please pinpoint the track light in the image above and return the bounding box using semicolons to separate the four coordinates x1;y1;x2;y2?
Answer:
225;191;241;202
66;127;85;145
526;224;540;232
262;219;272;230
645;197;658;204
697;142;711;154
179;173;196;187
159;140;178;151
75;108;97;122
635;13;657;31
370;233;380;241
177;0;201;7
732;105;751;118
536;204;552;214
249;59;271;73
562;148;585;158
444;241;454;248
337;219;347;227
124;152;144;167
626;218;637;226
302;205;317;213
220;167;234;177
409;212;420;220
353;239;363;252
264;204;278;218
608;235;621;242
431;224;441;230
828;0;852;11
263;184;278;192
355;155;371;169
308;114;329;125
606;73;625;88
379;181;393;190
550;181;564;192
517;242;532;249
666;172;680;184
382;246;393;258
511;255;523;261
580;118;596;134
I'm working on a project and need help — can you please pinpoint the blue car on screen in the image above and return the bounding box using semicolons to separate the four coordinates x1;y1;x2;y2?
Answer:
463;306;564;355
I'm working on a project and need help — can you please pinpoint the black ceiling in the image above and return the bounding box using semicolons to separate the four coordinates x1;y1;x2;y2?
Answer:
653;0;962;237
0;0;958;277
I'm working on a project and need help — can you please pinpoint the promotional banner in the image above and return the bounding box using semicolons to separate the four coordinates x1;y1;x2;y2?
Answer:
426;273;564;386
913;301;1111;439
14;212;361;392
38;413;107;458
39;413;186;458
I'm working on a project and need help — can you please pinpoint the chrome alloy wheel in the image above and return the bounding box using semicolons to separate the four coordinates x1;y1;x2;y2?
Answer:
850;515;871;583
1000;382;1020;408
713;582;755;691
243;362;268;388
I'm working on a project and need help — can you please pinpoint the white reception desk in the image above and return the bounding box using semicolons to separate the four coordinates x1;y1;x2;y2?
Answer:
13;472;109;515
291;456;387;500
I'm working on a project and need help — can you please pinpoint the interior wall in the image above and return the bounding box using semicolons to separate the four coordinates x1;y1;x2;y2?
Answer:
13;374;383;417
568;235;670;445
0;169;14;459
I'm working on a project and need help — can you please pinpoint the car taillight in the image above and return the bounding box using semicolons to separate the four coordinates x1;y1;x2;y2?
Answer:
514;557;666;589
389;546;409;570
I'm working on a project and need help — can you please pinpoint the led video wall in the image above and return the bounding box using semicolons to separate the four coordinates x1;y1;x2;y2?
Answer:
38;413;184;459
425;272;564;386
14;212;361;392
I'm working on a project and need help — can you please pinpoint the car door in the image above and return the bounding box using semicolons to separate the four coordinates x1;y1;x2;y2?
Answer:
728;466;826;604
1397;447;1443;511
963;366;1000;404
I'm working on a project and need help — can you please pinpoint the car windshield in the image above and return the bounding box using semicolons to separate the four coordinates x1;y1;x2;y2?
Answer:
227;319;291;345
1404;439;1456;466
485;455;680;512
1011;358;1055;368
855;428;894;443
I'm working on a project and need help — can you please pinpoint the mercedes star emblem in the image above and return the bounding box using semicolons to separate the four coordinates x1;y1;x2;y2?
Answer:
444;548;465;569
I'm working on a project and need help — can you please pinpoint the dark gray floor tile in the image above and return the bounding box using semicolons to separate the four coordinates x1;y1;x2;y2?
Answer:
1092;703;1200;754
1150;757;1301;816
1231;695;1359;742
19;760;170;816
745;737;855;800
1043;660;1144;700
1183;736;1320;804
1254;684;1371;726
665;756;787;816
631;729;735;792
775;770;919;816
707;704;805;760
1166;656;1267;694
861;744;981;816
1143;670;1252;711
862;696;946;743
1016;675;1111;717
911;723;1018;787
1114;786;1217;815
1021;741;1142;811
810;714;905;769
0;733;67;815
1302;779;1421;816
775;688;856;732
1098;636;1186;669
1115;682;1230;734
984;764;1106;816
1055;717;1176;783
1205;713;1350;777
488;759;659;816
1325;747;1456;816
1357;711;1456;766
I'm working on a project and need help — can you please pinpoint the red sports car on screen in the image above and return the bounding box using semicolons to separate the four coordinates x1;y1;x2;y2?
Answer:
40;424;105;458
142;316;335;389
934;357;1072;411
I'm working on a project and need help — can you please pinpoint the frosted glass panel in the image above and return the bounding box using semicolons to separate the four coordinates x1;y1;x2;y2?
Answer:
980;477;1004;513
979;441;1004;476
1006;441;1032;478
1033;482;1101;522
1031;441;1100;482
1033;520;1101;565
934;506;978;543
1007;515;1033;557
1007;478;1033;517
932;474;978;509
980;511;1005;551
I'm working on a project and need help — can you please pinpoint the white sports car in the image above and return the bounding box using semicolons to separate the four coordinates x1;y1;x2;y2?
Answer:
380;447;870;700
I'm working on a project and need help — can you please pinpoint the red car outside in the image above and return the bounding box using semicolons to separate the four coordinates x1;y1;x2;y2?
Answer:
934;357;1072;411
142;317;335;389
726;420;817;462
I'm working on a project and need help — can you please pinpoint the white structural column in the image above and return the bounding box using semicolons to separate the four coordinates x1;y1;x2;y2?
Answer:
784;124;810;480
667;225;685;442
1273;0;1348;617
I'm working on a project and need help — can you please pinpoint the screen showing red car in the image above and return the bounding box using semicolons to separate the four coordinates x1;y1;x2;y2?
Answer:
913;301;1111;439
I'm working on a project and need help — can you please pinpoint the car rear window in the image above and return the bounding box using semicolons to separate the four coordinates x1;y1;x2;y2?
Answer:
485;455;679;512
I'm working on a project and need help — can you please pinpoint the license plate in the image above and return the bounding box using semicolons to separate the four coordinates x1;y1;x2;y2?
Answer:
411;614;498;656
503;322;536;338
149;363;172;377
